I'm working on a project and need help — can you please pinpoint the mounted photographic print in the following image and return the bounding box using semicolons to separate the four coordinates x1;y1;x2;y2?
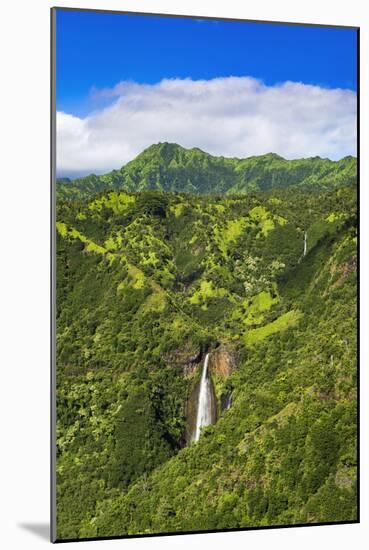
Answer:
51;7;359;542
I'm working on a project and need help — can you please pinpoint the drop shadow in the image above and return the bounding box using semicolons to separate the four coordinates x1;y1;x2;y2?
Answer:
18;522;49;541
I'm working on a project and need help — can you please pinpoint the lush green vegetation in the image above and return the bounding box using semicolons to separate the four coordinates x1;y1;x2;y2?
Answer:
55;149;357;540
57;142;357;200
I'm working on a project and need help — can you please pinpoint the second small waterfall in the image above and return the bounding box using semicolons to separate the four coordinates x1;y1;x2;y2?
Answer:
194;353;212;441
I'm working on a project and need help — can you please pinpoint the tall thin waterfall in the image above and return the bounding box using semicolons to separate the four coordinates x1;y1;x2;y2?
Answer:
303;231;307;257
299;231;308;263
194;353;212;442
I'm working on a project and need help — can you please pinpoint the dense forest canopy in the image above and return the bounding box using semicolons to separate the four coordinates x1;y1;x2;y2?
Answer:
55;145;357;540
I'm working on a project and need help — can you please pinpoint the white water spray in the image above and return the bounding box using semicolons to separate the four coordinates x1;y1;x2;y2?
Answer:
194;353;212;441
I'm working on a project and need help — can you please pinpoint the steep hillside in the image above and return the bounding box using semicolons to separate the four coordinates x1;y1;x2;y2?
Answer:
55;182;357;539
56;143;357;200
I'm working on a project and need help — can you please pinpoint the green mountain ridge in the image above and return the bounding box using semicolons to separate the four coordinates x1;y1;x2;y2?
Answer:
56;142;357;200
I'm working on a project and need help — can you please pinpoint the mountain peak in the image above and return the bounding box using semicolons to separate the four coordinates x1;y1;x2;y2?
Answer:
57;143;357;200
140;141;184;154
248;152;285;161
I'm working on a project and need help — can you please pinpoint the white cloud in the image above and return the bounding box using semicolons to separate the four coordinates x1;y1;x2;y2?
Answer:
56;76;357;176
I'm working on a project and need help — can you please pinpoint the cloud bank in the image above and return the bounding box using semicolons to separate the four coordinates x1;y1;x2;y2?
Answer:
57;76;357;177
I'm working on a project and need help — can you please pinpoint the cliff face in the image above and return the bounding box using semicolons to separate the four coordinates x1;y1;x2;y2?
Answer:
208;345;236;377
164;344;202;376
165;345;237;378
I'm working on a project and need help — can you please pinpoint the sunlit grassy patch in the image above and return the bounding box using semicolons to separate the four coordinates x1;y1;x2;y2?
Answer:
244;309;301;345
88;191;135;214
244;290;280;326
189;280;228;305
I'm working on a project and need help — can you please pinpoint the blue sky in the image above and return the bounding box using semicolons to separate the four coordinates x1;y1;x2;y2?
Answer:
56;10;357;116
55;9;357;176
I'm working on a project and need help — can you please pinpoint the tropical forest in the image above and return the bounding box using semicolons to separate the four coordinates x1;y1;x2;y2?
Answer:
55;142;357;540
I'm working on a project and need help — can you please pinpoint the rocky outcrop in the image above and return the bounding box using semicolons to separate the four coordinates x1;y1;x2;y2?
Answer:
208;345;236;377
164;342;238;378
164;344;202;375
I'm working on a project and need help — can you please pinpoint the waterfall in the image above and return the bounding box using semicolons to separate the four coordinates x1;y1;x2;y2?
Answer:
303;231;307;257
194;353;212;442
298;231;308;263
